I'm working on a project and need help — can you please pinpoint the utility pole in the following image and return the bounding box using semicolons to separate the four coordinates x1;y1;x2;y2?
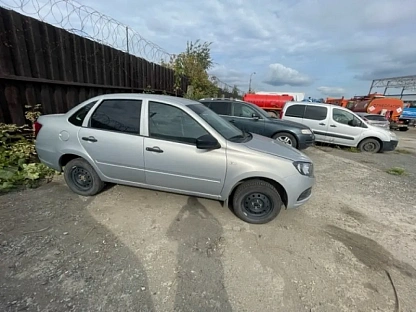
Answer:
249;72;256;93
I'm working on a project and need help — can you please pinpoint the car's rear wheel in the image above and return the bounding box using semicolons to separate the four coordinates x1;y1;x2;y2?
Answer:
232;179;283;224
273;132;297;148
358;138;381;153
64;158;105;196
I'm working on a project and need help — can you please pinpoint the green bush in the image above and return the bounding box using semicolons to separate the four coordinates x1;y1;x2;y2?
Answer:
0;105;56;192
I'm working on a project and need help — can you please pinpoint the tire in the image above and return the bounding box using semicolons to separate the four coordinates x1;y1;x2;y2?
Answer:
358;138;381;153
64;158;105;196
232;179;283;224
272;132;298;148
399;127;408;132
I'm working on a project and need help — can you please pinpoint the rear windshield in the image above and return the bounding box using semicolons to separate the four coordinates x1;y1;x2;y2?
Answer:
364;115;387;121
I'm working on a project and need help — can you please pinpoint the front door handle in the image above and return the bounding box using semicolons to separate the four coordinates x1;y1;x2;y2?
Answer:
330;124;337;127
146;146;164;153
82;136;97;142
319;123;326;126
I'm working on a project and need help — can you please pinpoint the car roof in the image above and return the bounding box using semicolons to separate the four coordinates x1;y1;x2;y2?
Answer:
285;101;338;109
85;93;200;107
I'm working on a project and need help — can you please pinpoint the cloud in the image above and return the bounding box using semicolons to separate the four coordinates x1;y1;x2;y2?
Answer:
317;87;346;97
263;63;313;87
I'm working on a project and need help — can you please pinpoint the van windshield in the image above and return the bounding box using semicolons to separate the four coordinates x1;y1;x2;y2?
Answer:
188;104;250;142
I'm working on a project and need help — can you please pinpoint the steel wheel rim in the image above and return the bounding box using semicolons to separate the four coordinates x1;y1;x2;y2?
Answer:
242;192;273;219
277;136;293;146
71;166;93;191
363;142;377;152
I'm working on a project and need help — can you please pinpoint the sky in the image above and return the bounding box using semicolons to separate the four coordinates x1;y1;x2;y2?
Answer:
2;0;416;98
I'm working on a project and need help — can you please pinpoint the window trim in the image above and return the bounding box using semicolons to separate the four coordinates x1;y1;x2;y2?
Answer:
303;105;328;121
147;100;211;146
84;98;144;136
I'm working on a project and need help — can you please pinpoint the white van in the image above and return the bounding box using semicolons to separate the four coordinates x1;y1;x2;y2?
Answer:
280;102;398;153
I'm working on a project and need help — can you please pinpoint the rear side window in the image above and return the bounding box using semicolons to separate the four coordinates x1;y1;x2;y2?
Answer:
89;99;142;135
68;101;96;126
207;101;231;115
285;104;306;118
304;106;327;120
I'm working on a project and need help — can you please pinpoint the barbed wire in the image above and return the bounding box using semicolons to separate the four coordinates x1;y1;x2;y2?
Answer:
0;0;172;64
209;76;245;97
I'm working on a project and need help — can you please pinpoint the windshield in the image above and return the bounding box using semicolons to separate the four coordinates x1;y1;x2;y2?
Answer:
188;104;246;141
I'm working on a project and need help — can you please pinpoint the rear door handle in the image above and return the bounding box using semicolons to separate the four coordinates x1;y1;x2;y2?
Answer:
146;146;164;153
319;123;326;126
330;124;337;127
82;136;97;142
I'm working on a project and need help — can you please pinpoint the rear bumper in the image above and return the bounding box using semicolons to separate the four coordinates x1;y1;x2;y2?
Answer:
381;140;398;152
297;134;315;150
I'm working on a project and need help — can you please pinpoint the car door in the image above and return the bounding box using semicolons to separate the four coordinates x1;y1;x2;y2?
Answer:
301;105;330;142
205;101;233;121
78;98;146;183
230;102;266;135
329;107;364;146
143;100;227;196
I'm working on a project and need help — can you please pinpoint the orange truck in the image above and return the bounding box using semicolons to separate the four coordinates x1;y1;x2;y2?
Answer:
242;93;294;117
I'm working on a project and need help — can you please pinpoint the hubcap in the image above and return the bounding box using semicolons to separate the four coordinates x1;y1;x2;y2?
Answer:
71;166;93;190
277;136;293;146
242;193;273;218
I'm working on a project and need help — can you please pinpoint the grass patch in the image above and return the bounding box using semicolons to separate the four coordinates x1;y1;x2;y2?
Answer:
347;147;360;153
386;167;406;176
395;149;411;154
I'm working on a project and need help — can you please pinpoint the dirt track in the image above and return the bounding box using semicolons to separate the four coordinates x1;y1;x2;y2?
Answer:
1;131;415;312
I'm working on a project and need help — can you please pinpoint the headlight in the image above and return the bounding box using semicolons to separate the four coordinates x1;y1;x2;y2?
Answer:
293;161;314;177
301;129;312;134
389;131;397;140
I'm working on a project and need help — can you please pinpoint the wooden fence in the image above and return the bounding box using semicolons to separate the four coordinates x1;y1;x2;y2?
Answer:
0;7;189;125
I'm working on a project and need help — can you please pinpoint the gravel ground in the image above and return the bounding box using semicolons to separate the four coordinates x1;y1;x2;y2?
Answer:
0;130;415;312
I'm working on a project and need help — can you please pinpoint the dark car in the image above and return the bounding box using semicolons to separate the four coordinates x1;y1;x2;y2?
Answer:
199;98;315;150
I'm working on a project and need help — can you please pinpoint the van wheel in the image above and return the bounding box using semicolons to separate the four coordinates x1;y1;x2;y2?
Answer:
64;158;105;196
358;138;381;153
273;132;297;148
232;180;282;224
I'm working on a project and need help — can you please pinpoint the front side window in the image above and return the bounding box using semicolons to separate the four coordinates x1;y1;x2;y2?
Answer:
207;101;231;115
148;101;209;144
89;99;142;135
304;106;327;120
233;103;257;118
333;108;361;126
68;101;96;126
285;104;306;118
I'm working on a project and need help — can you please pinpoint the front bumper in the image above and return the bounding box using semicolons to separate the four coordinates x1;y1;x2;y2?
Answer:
381;140;399;152
284;173;315;209
297;133;315;150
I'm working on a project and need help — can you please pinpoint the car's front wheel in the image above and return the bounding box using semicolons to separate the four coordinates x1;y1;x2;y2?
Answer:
273;132;297;148
232;179;283;224
358;138;381;153
64;158;105;196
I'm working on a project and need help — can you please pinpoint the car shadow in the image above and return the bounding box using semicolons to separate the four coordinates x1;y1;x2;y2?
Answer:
167;197;233;312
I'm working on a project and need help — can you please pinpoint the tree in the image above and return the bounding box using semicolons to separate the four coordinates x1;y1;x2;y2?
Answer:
232;85;239;98
162;40;218;100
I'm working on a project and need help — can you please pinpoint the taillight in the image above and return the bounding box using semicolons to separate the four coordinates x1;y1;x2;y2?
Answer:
279;110;284;119
34;121;42;138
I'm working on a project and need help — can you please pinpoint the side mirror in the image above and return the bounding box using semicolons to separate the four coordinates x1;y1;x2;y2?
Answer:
348;119;359;127
196;134;221;150
252;113;260;120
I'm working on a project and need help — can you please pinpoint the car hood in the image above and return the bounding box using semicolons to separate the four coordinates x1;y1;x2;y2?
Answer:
267;117;310;129
243;133;312;162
